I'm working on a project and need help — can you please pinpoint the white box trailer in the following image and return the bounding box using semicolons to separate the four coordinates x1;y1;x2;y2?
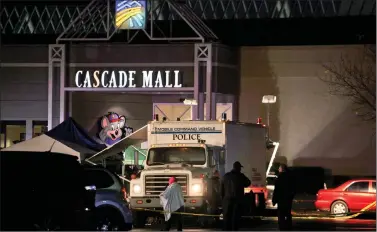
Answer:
129;120;267;228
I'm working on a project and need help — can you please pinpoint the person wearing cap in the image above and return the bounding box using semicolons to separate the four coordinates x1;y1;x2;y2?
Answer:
272;164;295;231
221;161;251;231
160;177;185;231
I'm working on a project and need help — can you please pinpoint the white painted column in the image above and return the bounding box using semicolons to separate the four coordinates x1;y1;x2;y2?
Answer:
25;120;33;140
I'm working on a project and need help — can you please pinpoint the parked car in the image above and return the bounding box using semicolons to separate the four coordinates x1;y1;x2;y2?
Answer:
84;166;133;231
315;179;376;215
1;151;96;230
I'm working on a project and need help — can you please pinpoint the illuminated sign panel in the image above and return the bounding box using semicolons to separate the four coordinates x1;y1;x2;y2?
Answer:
74;70;182;88
115;0;146;30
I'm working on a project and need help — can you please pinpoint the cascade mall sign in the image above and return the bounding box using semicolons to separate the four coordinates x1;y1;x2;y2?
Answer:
74;70;182;88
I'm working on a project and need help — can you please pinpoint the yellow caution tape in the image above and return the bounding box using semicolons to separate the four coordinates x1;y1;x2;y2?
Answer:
132;207;219;217
131;201;376;220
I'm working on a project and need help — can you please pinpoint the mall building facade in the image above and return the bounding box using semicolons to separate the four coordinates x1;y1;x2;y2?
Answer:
0;43;239;145
0;43;375;176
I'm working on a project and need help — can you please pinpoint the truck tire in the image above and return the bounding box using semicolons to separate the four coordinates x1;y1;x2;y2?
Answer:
95;206;127;231
243;192;255;216
256;193;266;215
132;211;146;228
197;202;215;228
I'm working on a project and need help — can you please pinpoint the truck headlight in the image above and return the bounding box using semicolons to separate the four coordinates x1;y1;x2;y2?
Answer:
133;184;141;194
191;184;202;193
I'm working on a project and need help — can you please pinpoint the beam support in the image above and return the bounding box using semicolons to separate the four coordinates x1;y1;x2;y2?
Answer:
194;43;213;120
48;44;66;130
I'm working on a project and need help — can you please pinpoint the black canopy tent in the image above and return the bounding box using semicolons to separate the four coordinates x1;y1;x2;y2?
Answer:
46;117;106;152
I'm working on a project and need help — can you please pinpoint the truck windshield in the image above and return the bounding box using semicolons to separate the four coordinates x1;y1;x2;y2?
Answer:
147;147;206;165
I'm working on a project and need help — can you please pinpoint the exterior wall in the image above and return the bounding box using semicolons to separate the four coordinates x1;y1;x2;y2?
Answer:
71;93;153;136
213;45;240;94
0;66;60;127
239;45;376;176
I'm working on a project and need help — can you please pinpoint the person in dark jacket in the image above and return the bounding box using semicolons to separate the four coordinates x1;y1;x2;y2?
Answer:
221;161;251;231
272;164;295;231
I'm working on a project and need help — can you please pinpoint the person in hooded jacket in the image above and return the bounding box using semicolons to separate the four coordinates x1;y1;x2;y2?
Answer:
221;161;251;231
160;177;185;231
272;164;295;231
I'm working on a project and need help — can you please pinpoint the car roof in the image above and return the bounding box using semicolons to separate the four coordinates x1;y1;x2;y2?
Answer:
347;179;376;182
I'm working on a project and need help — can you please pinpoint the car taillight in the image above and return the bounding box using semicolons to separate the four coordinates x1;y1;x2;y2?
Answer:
121;187;127;200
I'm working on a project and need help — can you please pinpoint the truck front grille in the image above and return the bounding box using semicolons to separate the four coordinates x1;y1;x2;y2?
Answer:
145;175;188;196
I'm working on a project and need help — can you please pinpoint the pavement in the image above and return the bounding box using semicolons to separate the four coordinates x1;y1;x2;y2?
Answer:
131;210;376;231
133;218;376;231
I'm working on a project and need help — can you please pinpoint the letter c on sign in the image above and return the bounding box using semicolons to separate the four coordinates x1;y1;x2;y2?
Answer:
75;70;83;87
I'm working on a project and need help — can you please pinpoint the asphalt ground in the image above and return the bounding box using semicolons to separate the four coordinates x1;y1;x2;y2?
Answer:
133;218;376;231
132;210;376;231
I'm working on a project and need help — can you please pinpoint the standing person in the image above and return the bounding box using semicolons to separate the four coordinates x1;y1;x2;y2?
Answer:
221;161;251;231
160;177;185;231
272;164;295;231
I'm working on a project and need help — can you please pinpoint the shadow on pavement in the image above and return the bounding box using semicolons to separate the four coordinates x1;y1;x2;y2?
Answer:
293;221;337;231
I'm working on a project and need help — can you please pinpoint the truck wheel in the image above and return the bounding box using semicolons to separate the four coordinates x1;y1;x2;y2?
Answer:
255;193;266;215
197;202;215;228
132;211;146;228
243;192;255;216
95;207;126;231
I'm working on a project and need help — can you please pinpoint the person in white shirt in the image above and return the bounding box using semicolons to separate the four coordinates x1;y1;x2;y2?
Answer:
160;177;185;231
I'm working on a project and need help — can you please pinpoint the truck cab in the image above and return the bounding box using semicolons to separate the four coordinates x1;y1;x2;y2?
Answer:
129;141;225;227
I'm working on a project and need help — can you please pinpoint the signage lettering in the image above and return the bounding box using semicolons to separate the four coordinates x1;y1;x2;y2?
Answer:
154;127;217;132
173;134;201;141
75;70;182;88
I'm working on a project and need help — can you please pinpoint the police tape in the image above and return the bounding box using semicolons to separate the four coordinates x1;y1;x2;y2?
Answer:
131;201;376;220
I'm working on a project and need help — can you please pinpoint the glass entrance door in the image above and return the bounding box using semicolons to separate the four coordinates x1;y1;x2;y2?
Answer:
0;121;26;148
32;121;48;138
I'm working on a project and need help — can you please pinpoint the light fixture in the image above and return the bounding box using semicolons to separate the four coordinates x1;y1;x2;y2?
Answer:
154;114;159;121
183;99;198;105
261;95;277;140
221;113;227;121
262;95;277;104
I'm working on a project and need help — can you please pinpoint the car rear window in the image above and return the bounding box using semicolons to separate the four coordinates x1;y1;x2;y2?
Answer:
85;170;114;189
346;181;369;193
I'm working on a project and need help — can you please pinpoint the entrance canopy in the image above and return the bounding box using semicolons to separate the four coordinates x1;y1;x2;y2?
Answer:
2;117;105;161
1;134;88;160
87;125;148;163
